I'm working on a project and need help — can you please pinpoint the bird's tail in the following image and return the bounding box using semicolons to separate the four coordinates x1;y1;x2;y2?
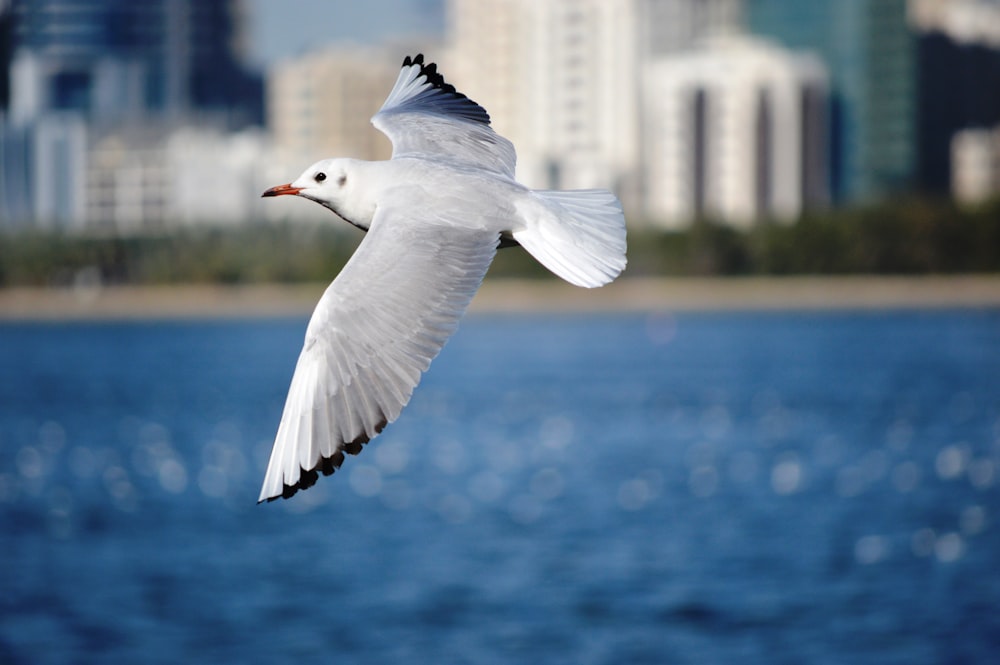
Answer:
512;189;627;288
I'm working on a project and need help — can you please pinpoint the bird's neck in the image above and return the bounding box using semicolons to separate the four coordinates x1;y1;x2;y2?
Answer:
330;159;378;231
332;207;372;232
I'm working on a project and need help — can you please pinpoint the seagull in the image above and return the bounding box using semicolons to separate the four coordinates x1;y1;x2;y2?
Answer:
258;54;626;502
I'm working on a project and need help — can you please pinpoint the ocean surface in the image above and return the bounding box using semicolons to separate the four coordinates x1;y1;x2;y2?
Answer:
0;310;998;664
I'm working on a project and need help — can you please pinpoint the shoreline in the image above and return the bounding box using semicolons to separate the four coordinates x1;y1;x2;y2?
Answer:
1;275;999;321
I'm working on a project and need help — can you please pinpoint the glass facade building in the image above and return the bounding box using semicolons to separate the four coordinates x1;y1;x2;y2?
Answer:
4;0;261;125
746;0;915;205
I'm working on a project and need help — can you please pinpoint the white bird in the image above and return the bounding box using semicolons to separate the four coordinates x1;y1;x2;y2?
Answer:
258;54;626;502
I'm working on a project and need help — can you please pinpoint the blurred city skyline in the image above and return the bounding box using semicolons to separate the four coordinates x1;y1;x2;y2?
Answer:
1;0;1000;232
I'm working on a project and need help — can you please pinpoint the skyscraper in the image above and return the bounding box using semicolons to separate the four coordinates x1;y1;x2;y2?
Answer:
745;0;915;205
5;0;261;126
445;0;639;203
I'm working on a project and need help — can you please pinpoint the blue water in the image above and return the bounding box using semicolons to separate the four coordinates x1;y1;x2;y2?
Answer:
1;310;999;664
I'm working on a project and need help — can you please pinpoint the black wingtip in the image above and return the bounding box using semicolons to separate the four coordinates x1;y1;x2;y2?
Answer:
398;53;491;126
402;53;425;68
256;421;387;504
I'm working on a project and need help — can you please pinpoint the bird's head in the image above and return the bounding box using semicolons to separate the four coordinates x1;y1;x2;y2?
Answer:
262;158;372;229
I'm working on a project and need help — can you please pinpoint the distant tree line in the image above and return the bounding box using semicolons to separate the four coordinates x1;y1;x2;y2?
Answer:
624;197;1000;277
1;197;998;287
0;223;360;287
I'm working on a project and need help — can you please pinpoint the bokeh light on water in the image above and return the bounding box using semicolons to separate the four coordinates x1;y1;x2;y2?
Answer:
0;311;998;663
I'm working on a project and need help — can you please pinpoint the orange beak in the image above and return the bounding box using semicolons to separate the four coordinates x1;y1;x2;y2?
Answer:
261;183;302;198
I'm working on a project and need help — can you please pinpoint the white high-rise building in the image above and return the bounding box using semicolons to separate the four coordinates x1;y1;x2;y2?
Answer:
445;0;640;207
643;36;828;228
522;0;639;195
445;0;530;151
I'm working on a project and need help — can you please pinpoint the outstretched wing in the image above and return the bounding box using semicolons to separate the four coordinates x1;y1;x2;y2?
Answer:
371;54;516;177
258;200;500;502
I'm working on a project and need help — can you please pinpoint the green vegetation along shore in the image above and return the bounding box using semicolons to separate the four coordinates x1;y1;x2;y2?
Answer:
1;197;998;289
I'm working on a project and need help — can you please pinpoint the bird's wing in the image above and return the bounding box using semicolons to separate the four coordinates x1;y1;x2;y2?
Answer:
371;54;517;177
259;196;499;502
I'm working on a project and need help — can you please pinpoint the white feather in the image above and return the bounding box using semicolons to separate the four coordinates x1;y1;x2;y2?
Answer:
513;189;628;288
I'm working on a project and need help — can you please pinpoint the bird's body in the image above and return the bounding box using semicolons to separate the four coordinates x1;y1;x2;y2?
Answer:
259;54;626;502
312;156;524;232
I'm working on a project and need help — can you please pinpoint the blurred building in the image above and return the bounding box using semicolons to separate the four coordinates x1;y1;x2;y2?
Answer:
445;0;532;170
446;0;641;207
84;124;269;232
910;0;1000;196
745;0;916;206
0;0;264;230
267;46;396;166
643;36;828;228
4;0;261;125
951;126;1000;204
521;0;640;197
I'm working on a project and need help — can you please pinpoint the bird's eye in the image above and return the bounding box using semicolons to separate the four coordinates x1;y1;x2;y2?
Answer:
315;172;326;182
